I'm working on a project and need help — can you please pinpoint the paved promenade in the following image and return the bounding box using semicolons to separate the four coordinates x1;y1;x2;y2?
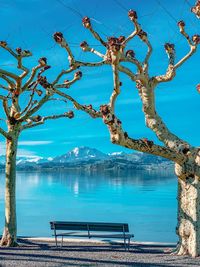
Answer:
0;239;199;266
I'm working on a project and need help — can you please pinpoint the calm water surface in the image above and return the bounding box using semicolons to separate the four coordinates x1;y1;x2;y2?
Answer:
0;170;177;242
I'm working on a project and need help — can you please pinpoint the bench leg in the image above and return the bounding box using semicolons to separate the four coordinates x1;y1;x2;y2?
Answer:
61;236;64;247
124;238;127;251
54;228;58;248
128;238;131;251
55;235;58;248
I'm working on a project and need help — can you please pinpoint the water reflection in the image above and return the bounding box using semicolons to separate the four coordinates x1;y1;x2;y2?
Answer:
73;180;79;197
0;170;177;242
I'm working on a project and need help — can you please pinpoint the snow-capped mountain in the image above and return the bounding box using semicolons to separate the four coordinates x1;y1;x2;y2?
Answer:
0;155;52;166
16;156;52;165
53;146;109;163
109;151;142;162
0;146;172;171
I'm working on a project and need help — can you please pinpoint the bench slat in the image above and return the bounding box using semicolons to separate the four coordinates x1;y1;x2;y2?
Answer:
50;221;129;232
54;233;134;238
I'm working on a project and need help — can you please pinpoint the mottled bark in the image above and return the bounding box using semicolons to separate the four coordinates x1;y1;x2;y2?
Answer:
138;84;190;152
0;130;19;247
175;165;200;257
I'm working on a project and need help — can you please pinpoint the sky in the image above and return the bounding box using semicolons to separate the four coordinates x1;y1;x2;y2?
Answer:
0;0;199;158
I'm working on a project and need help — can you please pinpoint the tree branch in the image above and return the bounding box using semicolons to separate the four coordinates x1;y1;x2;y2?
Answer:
53;32;75;66
16;49;32;79
174;21;198;69
3;98;10;118
143;40;152;71
20;90;35;116
51;87;101;118
20;69;82;122
135;81;191;154
155;22;199;83
123;10;140;45
0;84;9;90
0;69;18;81
21;111;75;131
20;60;81;122
0;42;32;80
78;60;107;67
54;72;82;89
110;65;120;112
0;127;10;139
82;17;107;47
155;43;176;83
52;67;74;86
52;33;103;83
99;104;185;164
123;54;143;73
80;41;105;59
175;45;197;69
123;9;153;71
0;95;7;101
87;48;105;59
101;49;193;154
18;57;29;79
19;93;51;122
22;64;43;91
118;65;138;81
0;73;15;89
76;59;107;67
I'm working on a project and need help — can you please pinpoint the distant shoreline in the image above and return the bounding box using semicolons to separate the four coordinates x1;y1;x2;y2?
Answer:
0;166;174;173
0;146;174;173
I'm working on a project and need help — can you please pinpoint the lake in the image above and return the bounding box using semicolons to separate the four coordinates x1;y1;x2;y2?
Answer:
0;170;177;242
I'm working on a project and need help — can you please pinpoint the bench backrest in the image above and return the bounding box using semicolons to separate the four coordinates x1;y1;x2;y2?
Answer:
50;221;129;233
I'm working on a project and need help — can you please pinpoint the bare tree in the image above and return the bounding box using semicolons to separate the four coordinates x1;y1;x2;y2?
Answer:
0;35;92;246
54;10;200;257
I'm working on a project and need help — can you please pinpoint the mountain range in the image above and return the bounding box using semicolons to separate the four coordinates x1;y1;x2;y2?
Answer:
0;146;173;172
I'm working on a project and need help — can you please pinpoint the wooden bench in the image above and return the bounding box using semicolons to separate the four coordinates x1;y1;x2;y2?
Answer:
50;221;134;250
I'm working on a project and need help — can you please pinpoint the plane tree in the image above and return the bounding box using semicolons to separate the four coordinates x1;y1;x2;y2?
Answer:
0;38;90;246
53;9;200;257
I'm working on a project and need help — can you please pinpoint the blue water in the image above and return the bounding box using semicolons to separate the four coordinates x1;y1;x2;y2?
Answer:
0;170;178;242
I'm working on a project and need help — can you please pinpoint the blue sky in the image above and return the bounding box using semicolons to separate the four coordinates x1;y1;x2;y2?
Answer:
0;0;199;157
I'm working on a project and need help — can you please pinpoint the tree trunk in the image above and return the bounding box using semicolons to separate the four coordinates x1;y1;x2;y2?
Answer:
176;173;200;257
0;133;19;247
